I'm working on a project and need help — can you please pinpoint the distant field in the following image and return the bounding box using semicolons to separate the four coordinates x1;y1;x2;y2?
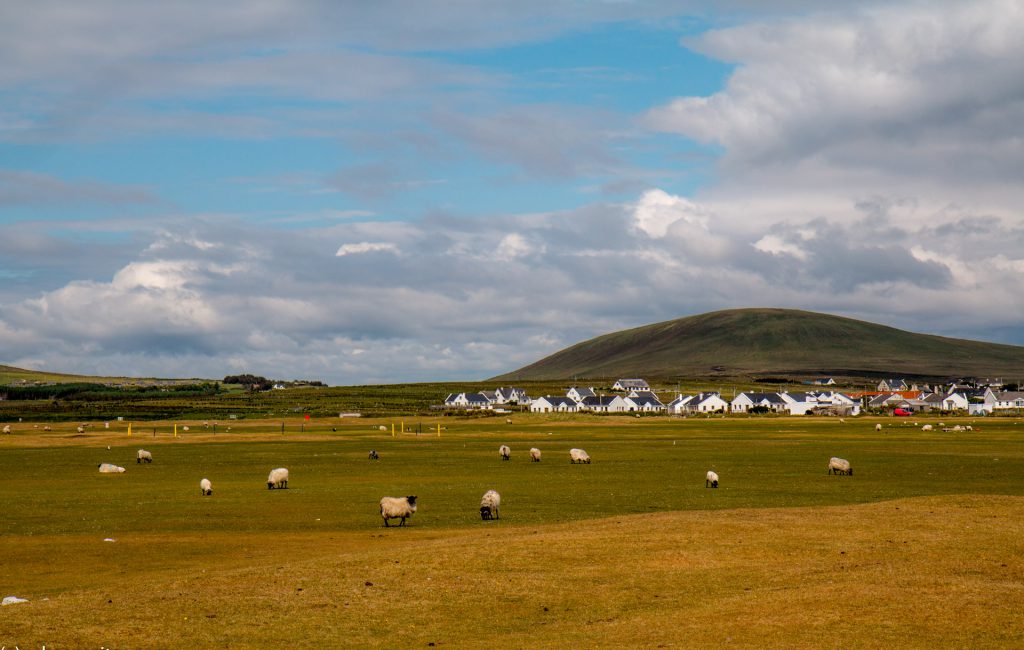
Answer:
2;416;1022;647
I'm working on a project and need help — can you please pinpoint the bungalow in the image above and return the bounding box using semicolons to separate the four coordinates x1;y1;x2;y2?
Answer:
530;396;579;413
578;395;629;413
867;393;907;409
668;392;728;414
566;387;596;402
624;391;666;412
494;387;531;405
809;377;836;386
613;378;650;392
730;392;788;413
814;391;861;416
982;390;1024;413
778;392;819;415
444;392;493;410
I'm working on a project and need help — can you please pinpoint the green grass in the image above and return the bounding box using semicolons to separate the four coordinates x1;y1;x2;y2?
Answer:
2;416;1023;647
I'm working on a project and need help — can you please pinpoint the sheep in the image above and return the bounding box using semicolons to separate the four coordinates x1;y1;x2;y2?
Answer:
380;495;417;527
43;425;51;431
921;424;933;431
182;425;190;432
378;425;387;431
529;447;541;462
136;449;153;464
480;490;501;520
569;448;591;464
267;467;289;489
200;478;213;496
98;463;126;473
506;418;512;424
499;444;510;461
875;423;882;431
2;424;10;434
77;425;85;434
706;470;719;488
827;457;852;476
965;425;973;431
368;449;379;460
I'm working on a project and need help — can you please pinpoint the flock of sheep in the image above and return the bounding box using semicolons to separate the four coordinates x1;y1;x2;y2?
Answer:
86;436;854;528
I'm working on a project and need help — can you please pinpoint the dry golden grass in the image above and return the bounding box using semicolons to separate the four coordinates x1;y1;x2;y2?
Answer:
3;494;1021;648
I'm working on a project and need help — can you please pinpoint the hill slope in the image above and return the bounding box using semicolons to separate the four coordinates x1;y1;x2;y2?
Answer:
492;308;1024;381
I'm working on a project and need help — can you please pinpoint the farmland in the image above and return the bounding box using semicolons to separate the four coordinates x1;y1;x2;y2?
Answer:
1;416;1023;647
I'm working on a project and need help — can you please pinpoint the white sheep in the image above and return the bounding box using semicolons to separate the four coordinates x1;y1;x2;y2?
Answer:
921;424;933;431
569;448;591;464
875;423;882;431
530;447;541;462
77;425;85;434
182;425;190;432
2;424;10;434
380;495;417;527
200;478;213;496
43;425;51;431
378;425;387;431
480;490;501;520
499;444;510;461
706;470;719;488
136;449;153;464
828;457;852;476
965;425;973;431
98;463;126;473
267;467;290;489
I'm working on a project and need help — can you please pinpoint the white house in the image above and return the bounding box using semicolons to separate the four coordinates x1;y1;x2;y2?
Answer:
731;392;788;413
813;391;861;416
942;392;969;411
566;387;596;402
530;396;579;413
778;392;818;415
877;379;909;391
494;387;531;405
624;391;665;412
668;392;728;414
578;395;629;412
982;390;1024;412
444;392;493;409
613;378;650;392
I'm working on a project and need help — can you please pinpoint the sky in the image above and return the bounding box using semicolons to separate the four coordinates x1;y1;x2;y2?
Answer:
1;0;1022;385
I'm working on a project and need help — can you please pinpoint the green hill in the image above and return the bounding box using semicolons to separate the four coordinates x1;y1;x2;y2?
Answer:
491;308;1024;382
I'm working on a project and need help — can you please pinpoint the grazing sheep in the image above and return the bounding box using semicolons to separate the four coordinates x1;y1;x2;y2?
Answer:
499;444;510;461
828;457;852;476
136;449;153;464
43;425;51;431
2;425;10;434
368;449;379;460
506;418;512;424
529;447;541;462
380;495;417;527
569;448;591;464
706;470;719;488
378;425;387;431
839;418;845;424
182;425;190;432
965;425;973;431
921;424;933;431
200;478;213;496
267;467;290;489
77;425;85;434
875;424;882;431
480;490;501;520
98;463;126;473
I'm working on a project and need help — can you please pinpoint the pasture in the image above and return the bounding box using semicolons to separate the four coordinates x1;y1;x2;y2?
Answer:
1;416;1023;647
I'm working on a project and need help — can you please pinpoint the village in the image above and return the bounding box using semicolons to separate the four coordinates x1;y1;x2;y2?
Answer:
444;377;1024;416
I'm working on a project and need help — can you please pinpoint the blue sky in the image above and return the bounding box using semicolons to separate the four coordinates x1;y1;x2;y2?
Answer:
1;1;1023;384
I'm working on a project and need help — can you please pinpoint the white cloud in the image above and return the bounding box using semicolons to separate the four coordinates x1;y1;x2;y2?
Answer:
335;242;399;257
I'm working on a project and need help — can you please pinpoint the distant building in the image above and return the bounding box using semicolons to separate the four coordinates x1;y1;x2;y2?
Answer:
612;378;650;392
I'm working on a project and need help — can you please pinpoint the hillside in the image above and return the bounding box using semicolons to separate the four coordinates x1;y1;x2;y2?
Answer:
0;364;203;386
491;308;1024;381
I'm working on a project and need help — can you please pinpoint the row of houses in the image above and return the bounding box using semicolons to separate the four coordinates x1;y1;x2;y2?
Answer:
444;381;1024;416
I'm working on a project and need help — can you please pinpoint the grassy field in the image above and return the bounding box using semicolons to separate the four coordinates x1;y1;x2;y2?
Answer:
1;415;1022;647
